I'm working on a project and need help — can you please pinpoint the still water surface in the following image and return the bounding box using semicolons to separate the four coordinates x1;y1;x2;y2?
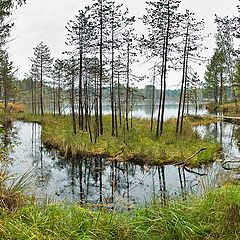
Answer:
4;104;240;206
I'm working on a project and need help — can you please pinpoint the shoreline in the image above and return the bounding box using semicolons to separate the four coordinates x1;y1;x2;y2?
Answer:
12;112;221;167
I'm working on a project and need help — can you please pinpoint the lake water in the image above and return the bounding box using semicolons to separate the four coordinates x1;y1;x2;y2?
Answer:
2;104;239;207
101;103;207;120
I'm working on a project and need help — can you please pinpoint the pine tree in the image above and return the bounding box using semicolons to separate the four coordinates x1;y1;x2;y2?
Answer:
65;7;94;130
108;3;135;136
0;50;14;109
215;15;235;104
52;59;65;115
30;42;53;115
176;10;204;134
142;0;182;137
91;0;113;135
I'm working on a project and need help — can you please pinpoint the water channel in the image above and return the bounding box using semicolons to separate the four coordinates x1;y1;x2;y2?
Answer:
2;104;240;207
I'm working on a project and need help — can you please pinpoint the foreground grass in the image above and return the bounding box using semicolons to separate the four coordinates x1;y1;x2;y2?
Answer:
14;112;220;167
0;182;239;239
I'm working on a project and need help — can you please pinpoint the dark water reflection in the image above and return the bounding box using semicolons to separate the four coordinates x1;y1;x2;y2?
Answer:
5;121;237;206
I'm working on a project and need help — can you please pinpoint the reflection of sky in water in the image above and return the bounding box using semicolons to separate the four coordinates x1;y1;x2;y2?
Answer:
58;102;207;120
102;103;207;120
197;122;240;159
6;119;235;206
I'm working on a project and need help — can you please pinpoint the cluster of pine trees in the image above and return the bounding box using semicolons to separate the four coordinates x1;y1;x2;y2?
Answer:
204;12;240;105
0;0;26;109
2;0;207;141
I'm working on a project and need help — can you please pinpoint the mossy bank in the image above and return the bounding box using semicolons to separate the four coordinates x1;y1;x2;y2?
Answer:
14;112;220;167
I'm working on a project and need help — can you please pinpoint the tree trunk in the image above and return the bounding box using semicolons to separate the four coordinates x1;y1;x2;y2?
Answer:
160;1;170;135
84;73;88;132
71;66;77;135
40;57;44;115
150;64;156;132
126;41;130;132
94;58;99;143
99;0;104;135
176;24;189;134
117;67;122;126
114;100;118;137
58;72;61;115
79;47;84;130
180;48;189;134
111;14;115;136
31;77;34;114
220;70;223;105
156;38;165;138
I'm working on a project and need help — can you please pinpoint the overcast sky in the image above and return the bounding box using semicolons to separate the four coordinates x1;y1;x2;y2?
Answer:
8;0;240;89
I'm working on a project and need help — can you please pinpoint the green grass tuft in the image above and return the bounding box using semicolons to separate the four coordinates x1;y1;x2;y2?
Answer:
0;183;240;239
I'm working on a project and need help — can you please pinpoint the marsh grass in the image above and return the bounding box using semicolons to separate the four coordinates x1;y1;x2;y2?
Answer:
186;114;219;126
14;112;221;167
0;102;26;113
0;183;239;239
207;102;240;116
0;170;32;211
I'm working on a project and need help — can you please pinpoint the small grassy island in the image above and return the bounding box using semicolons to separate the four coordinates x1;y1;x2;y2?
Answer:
13;112;220;167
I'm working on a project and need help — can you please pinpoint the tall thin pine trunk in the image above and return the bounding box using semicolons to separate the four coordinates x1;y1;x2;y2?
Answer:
111;9;115;136
31;77;34;114
160;1;170;135
79;47;84;130
99;0;104;135
117;63;122;126
126;41;130;132
176;24;189;134
156;37;166;138
220;70;223;105
58;72;61;115
84;72;88;132
40;56;44;115
71;64;77;135
150;64;156;132
94;58;99;143
180;49;189;134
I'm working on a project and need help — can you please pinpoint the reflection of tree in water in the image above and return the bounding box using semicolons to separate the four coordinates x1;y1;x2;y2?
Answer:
0;122;19;163
198;122;238;159
233;125;240;152
51;156;168;205
30;123;52;187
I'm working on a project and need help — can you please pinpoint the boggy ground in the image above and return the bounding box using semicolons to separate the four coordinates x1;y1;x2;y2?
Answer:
207;102;240;116
14;112;220;167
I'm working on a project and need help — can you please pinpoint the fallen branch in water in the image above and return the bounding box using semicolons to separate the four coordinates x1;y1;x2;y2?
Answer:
174;147;208;176
183;166;207;176
174;147;207;166
222;160;240;171
114;147;126;158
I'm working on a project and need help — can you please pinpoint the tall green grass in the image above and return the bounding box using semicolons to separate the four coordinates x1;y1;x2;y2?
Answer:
0;182;239;239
